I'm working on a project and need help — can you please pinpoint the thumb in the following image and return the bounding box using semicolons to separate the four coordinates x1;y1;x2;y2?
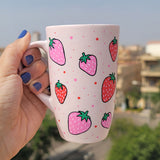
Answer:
0;30;31;77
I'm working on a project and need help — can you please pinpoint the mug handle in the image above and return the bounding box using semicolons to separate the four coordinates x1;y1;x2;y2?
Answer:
27;40;53;111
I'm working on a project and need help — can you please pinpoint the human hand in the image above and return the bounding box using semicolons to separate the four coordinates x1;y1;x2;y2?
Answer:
0;30;49;160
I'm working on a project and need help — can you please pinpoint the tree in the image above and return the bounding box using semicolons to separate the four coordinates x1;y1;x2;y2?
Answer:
108;119;160;160
126;86;141;108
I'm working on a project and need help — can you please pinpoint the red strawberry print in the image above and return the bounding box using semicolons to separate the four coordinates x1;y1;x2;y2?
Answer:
109;37;118;62
55;80;67;104
68;111;92;135
79;52;97;76
101;112;112;129
102;73;116;103
49;37;66;66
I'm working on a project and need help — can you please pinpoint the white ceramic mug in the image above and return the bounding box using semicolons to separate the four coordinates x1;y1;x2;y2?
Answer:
29;24;120;143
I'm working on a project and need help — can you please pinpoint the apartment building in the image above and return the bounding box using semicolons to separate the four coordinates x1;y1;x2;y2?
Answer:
116;45;143;108
141;41;160;94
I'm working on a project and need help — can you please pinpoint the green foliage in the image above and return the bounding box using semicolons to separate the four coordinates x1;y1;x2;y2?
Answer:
12;111;63;160
126;86;141;107
109;118;137;141
151;93;160;104
142;93;160;105
108;119;160;160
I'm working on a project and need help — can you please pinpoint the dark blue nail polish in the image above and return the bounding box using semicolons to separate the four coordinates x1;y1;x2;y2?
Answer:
26;55;33;65
33;82;42;91
21;72;31;84
18;30;27;39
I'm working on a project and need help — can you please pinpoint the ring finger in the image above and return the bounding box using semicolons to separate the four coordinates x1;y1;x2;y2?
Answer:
20;60;47;85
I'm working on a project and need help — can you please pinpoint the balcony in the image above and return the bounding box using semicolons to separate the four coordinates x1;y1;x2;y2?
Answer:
141;85;160;93
141;70;160;77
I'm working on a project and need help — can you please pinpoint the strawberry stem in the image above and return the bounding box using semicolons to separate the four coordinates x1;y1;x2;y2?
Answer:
56;80;63;89
109;73;116;83
77;111;90;122
112;37;117;45
79;52;91;64
49;37;55;49
102;112;110;121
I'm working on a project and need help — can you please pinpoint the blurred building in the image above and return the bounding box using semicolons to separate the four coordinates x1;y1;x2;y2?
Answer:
116;45;143;108
146;41;160;57
0;48;4;56
31;31;41;42
141;41;160;94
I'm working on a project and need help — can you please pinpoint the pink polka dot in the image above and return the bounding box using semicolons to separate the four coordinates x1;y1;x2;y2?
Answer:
92;105;95;108
108;65;111;67
74;78;77;82
70;36;73;39
96;136;99;139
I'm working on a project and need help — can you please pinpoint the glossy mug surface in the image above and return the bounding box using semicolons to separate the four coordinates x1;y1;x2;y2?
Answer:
30;24;120;143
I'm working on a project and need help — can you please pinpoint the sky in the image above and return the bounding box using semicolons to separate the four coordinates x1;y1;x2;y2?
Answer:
0;0;160;47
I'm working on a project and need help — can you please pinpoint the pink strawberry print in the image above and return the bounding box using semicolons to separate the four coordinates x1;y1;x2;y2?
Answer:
101;112;112;129
109;37;118;62
102;73;116;103
79;52;97;76
68;111;92;135
55;80;67;104
49;37;66;66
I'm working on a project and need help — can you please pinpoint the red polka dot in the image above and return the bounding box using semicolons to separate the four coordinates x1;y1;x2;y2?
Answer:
96;37;99;41
94;82;97;85
95;125;97;128
63;71;66;74
78;97;81;100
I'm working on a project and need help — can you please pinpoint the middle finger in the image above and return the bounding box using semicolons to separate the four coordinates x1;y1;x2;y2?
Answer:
20;60;47;85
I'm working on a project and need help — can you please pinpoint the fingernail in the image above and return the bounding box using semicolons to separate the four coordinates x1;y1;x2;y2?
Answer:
26;55;33;65
18;30;27;39
33;82;42;91
21;72;31;84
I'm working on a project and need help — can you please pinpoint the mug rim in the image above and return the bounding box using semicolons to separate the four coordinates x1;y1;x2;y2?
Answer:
46;24;119;30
